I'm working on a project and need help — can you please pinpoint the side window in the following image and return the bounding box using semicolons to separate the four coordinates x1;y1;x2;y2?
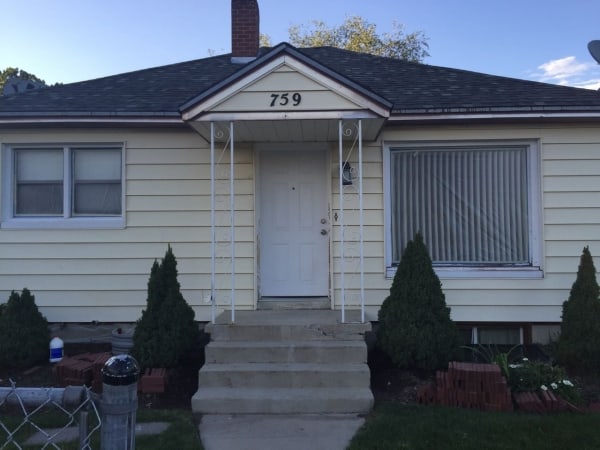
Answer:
2;144;125;229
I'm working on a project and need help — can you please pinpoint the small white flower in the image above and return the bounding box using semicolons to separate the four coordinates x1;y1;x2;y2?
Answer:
562;380;574;387
509;364;520;369
551;383;558;390
540;385;548;391
522;357;529;362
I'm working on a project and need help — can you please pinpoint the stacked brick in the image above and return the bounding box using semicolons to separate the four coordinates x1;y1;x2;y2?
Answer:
139;368;168;394
54;351;170;395
513;389;579;413
54;352;111;393
417;361;513;412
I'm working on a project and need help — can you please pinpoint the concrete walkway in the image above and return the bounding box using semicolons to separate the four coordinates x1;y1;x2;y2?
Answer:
199;414;364;450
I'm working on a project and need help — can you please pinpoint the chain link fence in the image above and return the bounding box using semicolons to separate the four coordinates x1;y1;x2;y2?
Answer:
0;380;101;449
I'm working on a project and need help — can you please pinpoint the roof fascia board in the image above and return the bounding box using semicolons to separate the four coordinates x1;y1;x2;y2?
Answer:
0;117;185;126
388;112;600;122
198;110;382;122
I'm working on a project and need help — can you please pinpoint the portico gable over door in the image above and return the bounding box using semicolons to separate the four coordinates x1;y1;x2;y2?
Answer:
180;43;391;316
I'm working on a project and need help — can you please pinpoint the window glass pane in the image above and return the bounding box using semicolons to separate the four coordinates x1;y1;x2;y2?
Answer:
15;149;63;215
391;146;529;265
73;149;121;180
74;183;121;214
478;327;521;345
16;184;63;215
72;149;122;215
16;149;63;181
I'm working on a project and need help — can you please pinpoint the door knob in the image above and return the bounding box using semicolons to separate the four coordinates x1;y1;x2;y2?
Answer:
321;229;328;235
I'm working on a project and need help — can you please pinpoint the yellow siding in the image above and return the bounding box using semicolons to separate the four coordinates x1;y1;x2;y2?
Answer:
1;122;600;325
330;123;600;323
212;68;363;112
0;128;255;322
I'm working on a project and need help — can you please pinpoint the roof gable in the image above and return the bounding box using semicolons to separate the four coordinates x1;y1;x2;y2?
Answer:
180;43;392;122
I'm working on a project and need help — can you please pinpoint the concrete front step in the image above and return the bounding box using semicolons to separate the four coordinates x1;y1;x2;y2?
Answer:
207;310;369;342
207;322;369;341
191;387;374;414
205;340;367;364
198;363;370;388
258;297;330;310
193;309;374;415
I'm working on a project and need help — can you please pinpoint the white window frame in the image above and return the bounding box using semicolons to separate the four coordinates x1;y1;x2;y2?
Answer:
1;143;125;229
383;139;543;279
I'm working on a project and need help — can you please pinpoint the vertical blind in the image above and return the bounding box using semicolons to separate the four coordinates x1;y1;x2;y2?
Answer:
391;146;529;265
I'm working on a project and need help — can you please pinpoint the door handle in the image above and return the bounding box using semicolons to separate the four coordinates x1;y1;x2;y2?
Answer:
320;229;328;236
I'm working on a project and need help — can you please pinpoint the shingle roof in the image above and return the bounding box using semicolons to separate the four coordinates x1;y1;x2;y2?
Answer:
1;44;600;119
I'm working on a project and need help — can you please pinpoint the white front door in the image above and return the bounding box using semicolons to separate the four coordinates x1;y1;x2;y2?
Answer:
259;149;329;297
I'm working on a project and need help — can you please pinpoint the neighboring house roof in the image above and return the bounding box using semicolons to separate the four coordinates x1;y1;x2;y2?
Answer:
1;43;600;122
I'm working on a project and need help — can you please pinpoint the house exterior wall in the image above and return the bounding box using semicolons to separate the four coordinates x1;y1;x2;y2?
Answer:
334;122;600;323
1;121;599;324
0;128;255;322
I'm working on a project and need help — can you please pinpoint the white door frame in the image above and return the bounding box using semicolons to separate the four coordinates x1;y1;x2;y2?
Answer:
255;143;332;302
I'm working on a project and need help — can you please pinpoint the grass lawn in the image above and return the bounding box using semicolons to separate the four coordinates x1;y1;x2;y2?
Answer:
348;402;600;450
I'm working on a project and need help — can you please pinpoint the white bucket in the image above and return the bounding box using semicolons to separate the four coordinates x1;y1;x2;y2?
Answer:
49;336;64;363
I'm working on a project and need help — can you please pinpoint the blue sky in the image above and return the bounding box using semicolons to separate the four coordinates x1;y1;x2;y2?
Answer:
2;0;600;89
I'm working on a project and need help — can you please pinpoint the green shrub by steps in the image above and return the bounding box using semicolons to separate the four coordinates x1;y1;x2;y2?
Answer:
377;232;459;374
557;246;600;374
0;288;50;369
132;245;201;369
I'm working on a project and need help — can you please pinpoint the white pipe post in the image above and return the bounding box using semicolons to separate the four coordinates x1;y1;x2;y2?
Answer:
338;120;345;323
358;120;365;323
210;122;216;323
230;122;236;323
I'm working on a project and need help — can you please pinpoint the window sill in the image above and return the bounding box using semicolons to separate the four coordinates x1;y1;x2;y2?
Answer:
1;217;126;230
386;266;544;280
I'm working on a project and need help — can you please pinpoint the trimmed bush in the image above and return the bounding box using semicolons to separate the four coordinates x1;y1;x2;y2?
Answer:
377;232;459;374
132;245;201;369
0;288;50;369
557;246;600;374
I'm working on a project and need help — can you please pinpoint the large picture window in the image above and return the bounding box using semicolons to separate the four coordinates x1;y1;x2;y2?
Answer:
2;144;124;228
385;141;541;278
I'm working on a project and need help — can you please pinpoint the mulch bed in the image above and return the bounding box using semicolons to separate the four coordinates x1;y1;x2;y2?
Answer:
3;342;600;413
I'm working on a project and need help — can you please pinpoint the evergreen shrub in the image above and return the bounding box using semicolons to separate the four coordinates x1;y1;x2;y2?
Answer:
132;245;201;369
557;246;600;374
377;232;459;374
0;288;50;369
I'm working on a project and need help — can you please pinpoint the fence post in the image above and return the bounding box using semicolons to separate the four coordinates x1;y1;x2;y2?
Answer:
100;354;140;450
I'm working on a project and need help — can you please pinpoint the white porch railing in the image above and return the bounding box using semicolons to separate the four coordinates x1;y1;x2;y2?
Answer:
209;119;366;324
210;121;235;324
338;119;365;323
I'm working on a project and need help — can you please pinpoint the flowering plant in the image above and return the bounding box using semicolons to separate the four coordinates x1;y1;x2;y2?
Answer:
508;358;581;405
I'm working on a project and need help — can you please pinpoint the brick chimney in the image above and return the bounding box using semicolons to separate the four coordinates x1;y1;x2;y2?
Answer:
231;0;260;63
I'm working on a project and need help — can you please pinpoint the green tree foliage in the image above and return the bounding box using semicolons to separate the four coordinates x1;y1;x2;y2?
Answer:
132;246;201;369
377;233;459;374
557;246;600;374
0;288;50;369
288;16;429;62
259;33;272;48
0;67;46;94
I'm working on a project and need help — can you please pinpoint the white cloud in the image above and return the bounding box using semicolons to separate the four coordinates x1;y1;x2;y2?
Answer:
531;56;600;90
538;56;591;80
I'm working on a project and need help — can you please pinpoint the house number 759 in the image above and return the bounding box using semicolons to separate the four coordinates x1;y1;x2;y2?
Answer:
270;92;302;107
